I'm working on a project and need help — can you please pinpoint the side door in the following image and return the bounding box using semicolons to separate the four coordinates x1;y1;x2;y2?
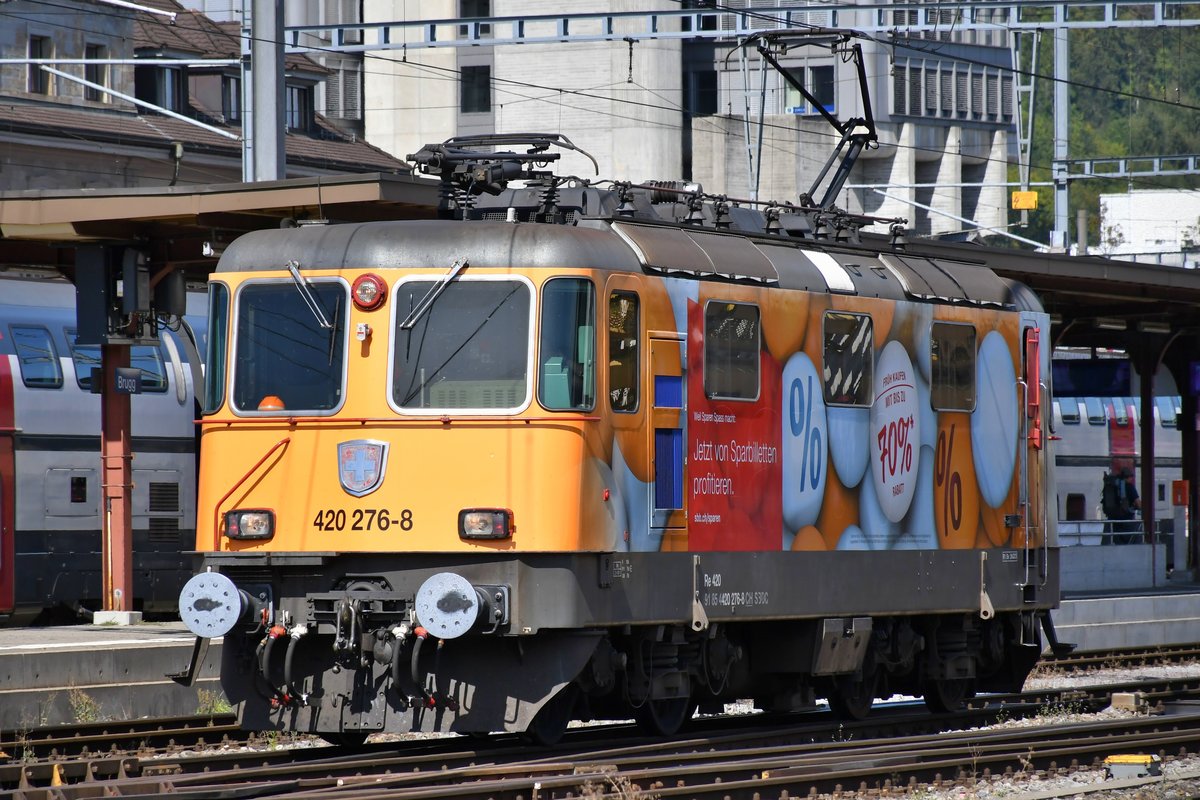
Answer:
649;336;686;546
1019;313;1053;574
0;354;14;614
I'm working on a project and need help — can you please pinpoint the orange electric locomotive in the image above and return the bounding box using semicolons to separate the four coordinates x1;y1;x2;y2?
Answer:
178;134;1064;744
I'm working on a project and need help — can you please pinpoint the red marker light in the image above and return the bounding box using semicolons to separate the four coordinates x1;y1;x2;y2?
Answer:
352;274;387;311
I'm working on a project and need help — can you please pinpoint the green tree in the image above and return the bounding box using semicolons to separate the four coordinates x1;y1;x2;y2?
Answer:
1008;25;1200;247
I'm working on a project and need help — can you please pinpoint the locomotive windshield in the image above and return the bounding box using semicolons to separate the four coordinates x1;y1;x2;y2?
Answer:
392;278;531;411
231;280;347;413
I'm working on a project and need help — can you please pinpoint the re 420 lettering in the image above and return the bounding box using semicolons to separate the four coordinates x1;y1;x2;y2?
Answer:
312;508;413;532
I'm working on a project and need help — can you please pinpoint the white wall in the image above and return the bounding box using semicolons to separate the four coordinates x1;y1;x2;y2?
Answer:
1098;190;1200;267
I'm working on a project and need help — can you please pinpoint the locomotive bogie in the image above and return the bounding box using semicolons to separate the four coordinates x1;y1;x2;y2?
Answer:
205;548;1051;735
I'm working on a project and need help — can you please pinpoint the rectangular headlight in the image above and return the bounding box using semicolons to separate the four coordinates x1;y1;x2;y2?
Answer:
225;509;275;540
459;508;513;540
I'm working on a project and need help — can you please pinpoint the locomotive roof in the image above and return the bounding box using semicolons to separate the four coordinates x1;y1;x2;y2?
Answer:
215;217;1020;309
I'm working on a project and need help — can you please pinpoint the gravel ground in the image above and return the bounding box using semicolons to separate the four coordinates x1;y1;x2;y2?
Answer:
183;662;1200;799
884;661;1200;800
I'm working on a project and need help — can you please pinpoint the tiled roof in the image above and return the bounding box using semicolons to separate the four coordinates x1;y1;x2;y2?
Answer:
134;0;326;74
0;100;409;174
0;0;404;177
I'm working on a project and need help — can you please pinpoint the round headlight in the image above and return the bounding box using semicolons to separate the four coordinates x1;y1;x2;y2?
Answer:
352;273;387;310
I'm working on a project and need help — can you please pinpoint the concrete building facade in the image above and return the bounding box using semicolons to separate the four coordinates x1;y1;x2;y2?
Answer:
1098;190;1200;268
351;1;1015;237
91;1;1017;235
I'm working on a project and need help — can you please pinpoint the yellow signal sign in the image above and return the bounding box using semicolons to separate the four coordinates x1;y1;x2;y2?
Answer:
1011;191;1038;211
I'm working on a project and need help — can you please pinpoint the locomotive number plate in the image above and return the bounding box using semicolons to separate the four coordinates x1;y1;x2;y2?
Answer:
312;508;413;532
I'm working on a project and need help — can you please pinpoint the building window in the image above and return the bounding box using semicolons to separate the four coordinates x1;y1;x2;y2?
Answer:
892;65;907;115
809;65;834;113
783;68;805;113
460;65;491;113
459;0;492;39
84;44;107;101
286;84;312;130
160;67;182;112
324;60;361;120
784;64;834;114
28;35;51;94
222;75;240;121
687;69;718;115
135;65;183;112
908;66;923;116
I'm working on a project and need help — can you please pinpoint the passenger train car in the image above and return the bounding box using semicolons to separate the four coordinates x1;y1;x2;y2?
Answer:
0;277;202;622
1053;391;1183;528
178;137;1061;744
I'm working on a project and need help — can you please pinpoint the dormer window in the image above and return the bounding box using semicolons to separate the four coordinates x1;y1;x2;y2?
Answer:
286;84;313;131
222;75;240;121
135;64;184;113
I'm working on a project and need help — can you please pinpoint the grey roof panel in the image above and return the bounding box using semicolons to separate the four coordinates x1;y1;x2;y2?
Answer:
216;219;644;273
613;222;778;283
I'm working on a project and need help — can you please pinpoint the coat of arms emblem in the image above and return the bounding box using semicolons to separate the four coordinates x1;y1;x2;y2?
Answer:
338;440;389;497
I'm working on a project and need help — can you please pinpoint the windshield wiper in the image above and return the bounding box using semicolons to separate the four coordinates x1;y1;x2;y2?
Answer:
286;259;333;330
399;257;469;330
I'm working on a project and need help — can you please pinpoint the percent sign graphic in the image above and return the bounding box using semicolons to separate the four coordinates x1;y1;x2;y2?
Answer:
936;423;964;539
789;373;823;491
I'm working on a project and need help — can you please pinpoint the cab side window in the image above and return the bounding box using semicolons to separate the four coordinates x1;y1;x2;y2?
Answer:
822;311;872;406
704;301;760;401
929;322;976;411
608;291;639;412
539;278;596;411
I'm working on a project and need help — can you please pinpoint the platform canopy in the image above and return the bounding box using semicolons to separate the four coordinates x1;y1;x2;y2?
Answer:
884;235;1200;353
0;173;439;283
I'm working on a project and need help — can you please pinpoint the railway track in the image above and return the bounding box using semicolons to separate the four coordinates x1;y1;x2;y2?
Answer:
1041;644;1200;672
6;677;1200;798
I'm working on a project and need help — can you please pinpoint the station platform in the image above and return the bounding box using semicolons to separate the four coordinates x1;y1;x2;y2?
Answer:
0;623;221;730
2;589;1199;729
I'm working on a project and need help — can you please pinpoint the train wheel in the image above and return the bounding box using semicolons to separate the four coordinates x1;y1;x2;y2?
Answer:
829;666;878;721
923;677;972;713
522;684;578;746
634;696;696;737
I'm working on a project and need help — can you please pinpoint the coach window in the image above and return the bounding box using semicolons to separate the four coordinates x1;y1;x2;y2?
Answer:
704;301;760;401
204;283;229;413
1084;397;1105;424
10;325;62;389
539;278;595;411
1156;396;1179;429
609;291;639;412
393;278;531;411
233;280;347;414
1058;398;1080;424
1110;398;1129;426
822;312;872;406
929;322;976;411
66;329;168;393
